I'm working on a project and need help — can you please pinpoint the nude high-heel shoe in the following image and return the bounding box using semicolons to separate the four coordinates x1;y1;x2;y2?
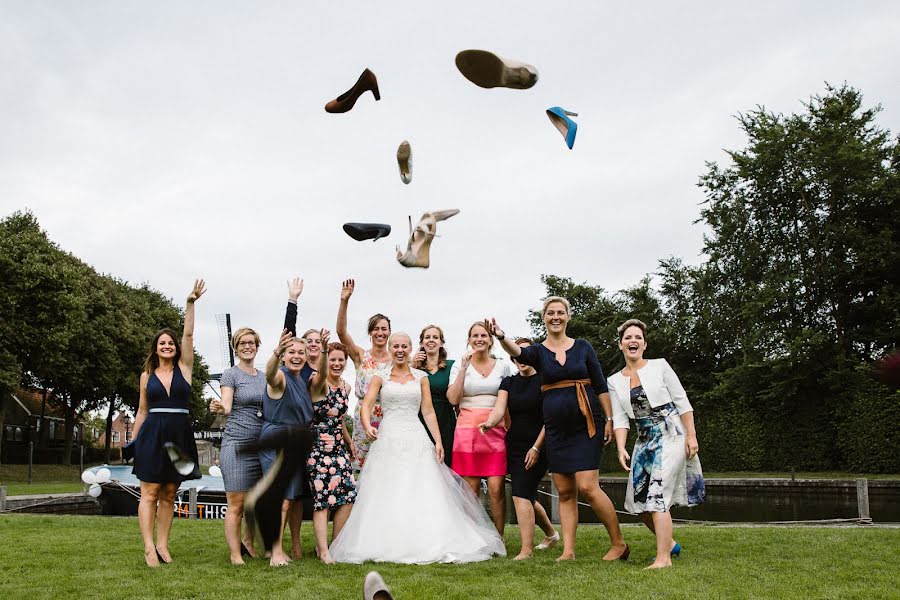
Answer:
396;209;460;269
397;140;412;184
455;50;538;90
325;68;380;114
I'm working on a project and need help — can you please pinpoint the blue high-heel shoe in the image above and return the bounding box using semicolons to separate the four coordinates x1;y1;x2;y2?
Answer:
546;107;578;149
671;542;682;558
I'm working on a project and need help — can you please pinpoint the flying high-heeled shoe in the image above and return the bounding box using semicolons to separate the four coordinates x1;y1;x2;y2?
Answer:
343;222;392;242
325;68;380;113
455;50;538;90
397;140;412;184
163;442;197;477
396;209;460;269
546;107;578;149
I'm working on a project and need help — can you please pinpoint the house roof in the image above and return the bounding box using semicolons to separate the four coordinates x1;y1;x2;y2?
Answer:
10;388;67;420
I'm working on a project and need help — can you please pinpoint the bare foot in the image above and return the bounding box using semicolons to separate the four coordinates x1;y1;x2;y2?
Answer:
270;551;290;567
230;556;246;566
144;549;160;568
645;559;672;570
513;552;533;561
291;547;302;560
318;549;336;565
155;546;172;564
602;543;629;561
556;553;575;562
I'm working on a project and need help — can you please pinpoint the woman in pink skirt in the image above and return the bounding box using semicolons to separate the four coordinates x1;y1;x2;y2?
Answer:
447;321;516;535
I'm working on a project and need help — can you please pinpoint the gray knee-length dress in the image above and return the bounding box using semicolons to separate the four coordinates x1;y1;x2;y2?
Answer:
219;366;266;492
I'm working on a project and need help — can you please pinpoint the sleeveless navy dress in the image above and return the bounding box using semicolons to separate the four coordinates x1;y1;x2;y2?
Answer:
134;367;201;483
259;366;314;500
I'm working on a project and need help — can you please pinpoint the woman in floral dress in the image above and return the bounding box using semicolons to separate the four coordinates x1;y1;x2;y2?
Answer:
335;279;391;472
306;330;357;564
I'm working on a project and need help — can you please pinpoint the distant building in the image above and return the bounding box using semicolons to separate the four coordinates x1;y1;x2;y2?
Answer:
0;388;85;463
98;412;134;448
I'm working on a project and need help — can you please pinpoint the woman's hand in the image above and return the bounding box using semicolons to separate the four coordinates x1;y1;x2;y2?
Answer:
274;329;293;357
477;420;495;435
364;423;378;440
340;279;355;301
685;434;699;459
413;350;426;367
208;399;224;414
485;317;504;340
524;447;540;470
435;444;445;464
187;278;206;303
320;328;331;347
460;348;474;369
287;277;304;302
603;421;614;445
618;447;631;471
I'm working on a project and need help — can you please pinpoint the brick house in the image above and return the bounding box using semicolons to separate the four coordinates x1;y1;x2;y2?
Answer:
98;412;135;448
0;388;85;463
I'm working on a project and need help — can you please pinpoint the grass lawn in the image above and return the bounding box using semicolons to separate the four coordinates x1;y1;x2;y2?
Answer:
0;515;897;599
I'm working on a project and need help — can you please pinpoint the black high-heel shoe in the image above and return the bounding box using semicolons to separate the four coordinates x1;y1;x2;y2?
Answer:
343;222;391;242
240;543;254;558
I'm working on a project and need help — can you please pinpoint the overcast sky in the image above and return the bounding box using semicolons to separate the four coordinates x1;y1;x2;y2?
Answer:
2;2;899;394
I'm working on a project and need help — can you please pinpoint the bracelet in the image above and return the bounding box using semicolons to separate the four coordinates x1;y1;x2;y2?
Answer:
530;446;539;453
606;416;613;422
496;333;505;341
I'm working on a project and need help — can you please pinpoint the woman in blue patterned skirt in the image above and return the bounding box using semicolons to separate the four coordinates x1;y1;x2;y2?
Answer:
608;319;705;569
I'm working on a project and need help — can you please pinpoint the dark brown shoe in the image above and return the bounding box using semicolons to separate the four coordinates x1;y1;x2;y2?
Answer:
325;68;381;113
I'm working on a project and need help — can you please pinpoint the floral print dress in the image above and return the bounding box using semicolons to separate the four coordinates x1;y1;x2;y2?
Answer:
307;384;357;511
626;385;705;513
350;350;389;471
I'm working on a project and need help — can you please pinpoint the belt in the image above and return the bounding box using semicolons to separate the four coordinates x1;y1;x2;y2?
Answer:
541;379;596;438
149;408;189;414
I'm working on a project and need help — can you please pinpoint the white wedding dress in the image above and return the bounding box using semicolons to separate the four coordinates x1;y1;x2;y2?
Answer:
329;371;506;564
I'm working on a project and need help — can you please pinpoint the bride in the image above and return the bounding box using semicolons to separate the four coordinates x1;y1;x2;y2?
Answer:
329;332;506;564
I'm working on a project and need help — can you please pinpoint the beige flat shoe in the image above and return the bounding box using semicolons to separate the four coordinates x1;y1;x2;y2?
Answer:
455;49;538;90
396;209;460;269
363;571;394;600
397;140;412;184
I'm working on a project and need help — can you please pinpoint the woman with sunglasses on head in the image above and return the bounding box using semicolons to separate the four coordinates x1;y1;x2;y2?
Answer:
489;297;628;562
209;326;266;564
480;336;558;560
413;324;456;467
132;279;205;567
608;318;704;569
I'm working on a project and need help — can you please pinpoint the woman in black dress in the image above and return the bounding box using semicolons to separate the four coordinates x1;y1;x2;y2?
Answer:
132;279;205;567
479;337;558;560
489;297;627;562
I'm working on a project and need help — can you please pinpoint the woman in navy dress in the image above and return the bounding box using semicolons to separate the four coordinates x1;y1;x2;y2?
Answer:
490;297;628;562
259;326;315;566
479;337;558;560
132;279;205;568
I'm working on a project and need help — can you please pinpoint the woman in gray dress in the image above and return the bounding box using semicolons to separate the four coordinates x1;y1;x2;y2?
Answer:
210;326;267;565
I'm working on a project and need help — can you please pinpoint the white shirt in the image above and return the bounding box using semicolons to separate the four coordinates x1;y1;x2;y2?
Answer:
449;359;517;409
607;358;694;430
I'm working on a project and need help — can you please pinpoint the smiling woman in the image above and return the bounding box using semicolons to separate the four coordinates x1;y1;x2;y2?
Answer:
131;278;206;568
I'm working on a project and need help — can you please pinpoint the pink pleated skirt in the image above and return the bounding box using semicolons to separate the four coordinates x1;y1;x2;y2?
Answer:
451;407;507;477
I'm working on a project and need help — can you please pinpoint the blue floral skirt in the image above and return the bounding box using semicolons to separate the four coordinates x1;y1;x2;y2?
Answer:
625;402;705;513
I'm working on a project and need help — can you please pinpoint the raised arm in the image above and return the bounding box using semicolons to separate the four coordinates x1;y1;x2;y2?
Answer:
485;318;522;358
283;277;303;336
336;279;365;366
180;278;206;373
419;377;445;463
308;329;331;400
265;330;291;399
446;351;472;406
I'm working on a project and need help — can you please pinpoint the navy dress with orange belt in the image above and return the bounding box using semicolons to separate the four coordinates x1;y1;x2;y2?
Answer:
514;340;607;474
133;367;201;483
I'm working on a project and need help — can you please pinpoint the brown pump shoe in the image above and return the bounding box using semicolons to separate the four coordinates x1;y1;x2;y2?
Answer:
325;68;381;113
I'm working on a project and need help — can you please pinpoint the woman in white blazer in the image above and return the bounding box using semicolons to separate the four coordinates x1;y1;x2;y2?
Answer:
609;319;705;569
